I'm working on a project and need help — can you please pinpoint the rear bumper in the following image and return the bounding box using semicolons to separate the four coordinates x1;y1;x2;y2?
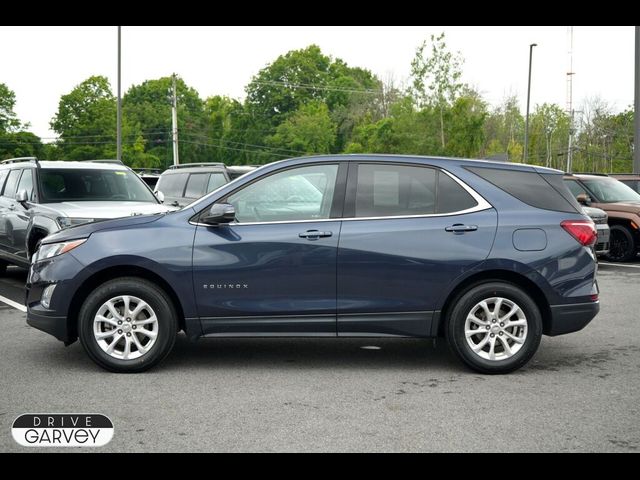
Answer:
26;308;70;343
546;301;599;336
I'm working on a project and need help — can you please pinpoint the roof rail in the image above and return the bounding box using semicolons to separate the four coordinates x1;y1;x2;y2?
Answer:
1;156;39;165
573;172;609;176
167;162;226;169
82;159;124;165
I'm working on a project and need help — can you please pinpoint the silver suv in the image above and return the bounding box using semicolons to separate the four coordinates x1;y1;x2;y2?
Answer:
0;157;172;272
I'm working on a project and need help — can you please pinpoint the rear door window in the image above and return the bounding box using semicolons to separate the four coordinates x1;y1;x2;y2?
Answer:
355;164;437;217
2;169;22;199
206;173;227;193
16;169;35;201
185;173;209;198
157;173;188;198
0;170;9;194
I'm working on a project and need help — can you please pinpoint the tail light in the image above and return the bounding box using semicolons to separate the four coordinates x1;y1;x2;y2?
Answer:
561;220;597;246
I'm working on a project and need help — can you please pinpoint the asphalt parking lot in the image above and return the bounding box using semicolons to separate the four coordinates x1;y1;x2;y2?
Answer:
1;261;639;452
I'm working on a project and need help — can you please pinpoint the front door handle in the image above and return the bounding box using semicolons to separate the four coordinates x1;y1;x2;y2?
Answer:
445;224;478;233
299;230;332;240
8;204;16;211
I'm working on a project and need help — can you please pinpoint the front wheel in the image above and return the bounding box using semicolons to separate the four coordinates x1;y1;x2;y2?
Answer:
78;277;178;373
446;282;542;374
606;225;636;262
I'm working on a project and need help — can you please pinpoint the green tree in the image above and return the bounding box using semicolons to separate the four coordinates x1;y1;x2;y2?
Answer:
50;75;116;160
0;83;21;132
483;96;524;161
410;33;464;149
123;76;207;168
244;44;381;154
268;101;336;155
446;90;487;158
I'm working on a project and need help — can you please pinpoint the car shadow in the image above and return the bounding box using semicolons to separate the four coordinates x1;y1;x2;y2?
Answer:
160;334;461;373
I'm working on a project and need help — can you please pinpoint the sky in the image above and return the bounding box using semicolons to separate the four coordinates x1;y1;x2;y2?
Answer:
0;26;635;139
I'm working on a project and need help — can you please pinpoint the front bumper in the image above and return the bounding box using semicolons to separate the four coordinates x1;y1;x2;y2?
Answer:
546;301;600;336
26;307;70;343
594;223;610;255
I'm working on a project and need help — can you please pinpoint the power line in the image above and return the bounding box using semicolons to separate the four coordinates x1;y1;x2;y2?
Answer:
252;80;382;95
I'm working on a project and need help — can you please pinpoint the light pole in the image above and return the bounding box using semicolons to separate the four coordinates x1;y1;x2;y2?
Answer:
523;43;537;163
116;26;122;162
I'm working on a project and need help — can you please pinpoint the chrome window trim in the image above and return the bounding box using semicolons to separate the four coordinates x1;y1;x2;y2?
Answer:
190;168;492;227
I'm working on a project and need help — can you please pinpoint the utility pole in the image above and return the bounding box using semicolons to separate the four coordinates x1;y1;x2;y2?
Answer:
567;109;574;173
524;43;537;163
634;26;640;174
116;26;122;162
171;73;179;166
566;27;575;173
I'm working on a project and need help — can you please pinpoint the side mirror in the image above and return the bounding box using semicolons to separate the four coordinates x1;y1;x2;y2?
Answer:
16;189;29;207
155;190;165;203
576;193;592;206
201;203;236;225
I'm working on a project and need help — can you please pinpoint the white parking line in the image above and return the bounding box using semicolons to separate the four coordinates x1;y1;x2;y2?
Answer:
0;294;26;312
599;262;640;269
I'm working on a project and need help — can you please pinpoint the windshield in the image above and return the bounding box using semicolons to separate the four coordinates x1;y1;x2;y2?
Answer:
39;169;158;203
581;178;640;203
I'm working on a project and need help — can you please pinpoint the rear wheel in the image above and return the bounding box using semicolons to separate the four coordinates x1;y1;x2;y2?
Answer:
78;277;178;373
446;281;543;374
0;260;7;276
606;225;636;262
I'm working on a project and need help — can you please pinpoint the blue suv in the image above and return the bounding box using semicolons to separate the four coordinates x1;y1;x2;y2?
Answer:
26;155;600;374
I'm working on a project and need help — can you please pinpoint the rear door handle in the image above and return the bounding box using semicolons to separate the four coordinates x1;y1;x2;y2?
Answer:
445;224;478;233
299;230;332;240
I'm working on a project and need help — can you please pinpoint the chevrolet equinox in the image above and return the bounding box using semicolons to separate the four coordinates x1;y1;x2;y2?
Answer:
26;155;600;374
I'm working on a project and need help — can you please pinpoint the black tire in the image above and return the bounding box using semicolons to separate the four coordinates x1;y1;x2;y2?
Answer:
606;225;636;262
78;277;178;373
0;260;7;276
445;281;543;374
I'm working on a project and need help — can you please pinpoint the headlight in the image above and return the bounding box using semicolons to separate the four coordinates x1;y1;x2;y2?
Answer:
33;239;87;262
57;217;95;229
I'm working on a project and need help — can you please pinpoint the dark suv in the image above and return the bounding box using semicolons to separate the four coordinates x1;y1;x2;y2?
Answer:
27;155;599;374
154;163;230;208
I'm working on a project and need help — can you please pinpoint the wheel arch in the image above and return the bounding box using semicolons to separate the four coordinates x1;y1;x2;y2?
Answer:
66;265;187;343
437;269;552;336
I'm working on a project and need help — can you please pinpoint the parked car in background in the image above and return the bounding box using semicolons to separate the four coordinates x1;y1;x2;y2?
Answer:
135;169;162;189
582;206;609;256
27;155;599;374
0;157;173;273
610;173;640;195
564;173;640;261
226;165;259;180
154;163;230;208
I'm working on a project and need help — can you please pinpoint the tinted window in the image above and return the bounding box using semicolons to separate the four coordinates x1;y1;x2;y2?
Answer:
467;167;580;213
355;164;436;217
437;172;478;213
580;177;640;203
564;179;588;198
3;169;21;199
17;168;34;201
39;169;156;203
0;170;9;194
185;173;209;198
157;173;187;198
227;164;338;223
206;173;227;193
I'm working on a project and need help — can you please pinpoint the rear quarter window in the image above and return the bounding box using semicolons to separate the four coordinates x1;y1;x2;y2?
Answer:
157;173;188;198
467;167;580;214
